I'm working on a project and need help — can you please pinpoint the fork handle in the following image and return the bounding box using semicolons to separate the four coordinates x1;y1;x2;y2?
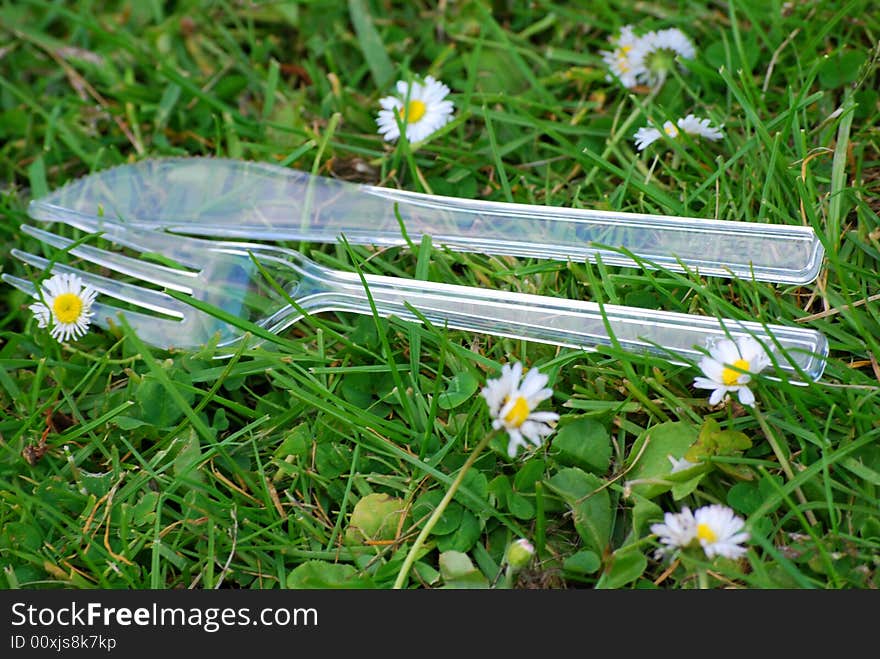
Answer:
306;271;827;381
359;187;825;286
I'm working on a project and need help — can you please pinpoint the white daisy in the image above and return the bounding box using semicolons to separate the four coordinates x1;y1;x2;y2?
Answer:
693;504;750;560
376;75;454;143
481;361;559;458
633;119;679;151
677;114;725;141
600;24;645;89
650;506;697;560
29;272;98;342
631;27;696;86
633;114;723;151
651;504;749;561
692;335;771;407
668;454;700;474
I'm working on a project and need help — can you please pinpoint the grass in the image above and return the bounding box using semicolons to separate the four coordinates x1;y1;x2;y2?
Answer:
0;0;878;590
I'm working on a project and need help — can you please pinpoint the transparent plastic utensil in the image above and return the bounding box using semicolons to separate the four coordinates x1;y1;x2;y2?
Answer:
5;219;828;382
27;157;825;285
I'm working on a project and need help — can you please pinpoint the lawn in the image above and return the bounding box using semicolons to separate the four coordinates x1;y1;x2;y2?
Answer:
0;0;878;590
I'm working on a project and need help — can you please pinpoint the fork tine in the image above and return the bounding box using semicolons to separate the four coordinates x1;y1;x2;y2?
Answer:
37;215;209;269
88;301;198;349
10;249;185;319
2;273;39;297
91;300;182;336
20;224;197;293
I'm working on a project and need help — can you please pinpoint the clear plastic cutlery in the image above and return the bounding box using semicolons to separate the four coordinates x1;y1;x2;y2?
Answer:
4;219;828;382
26;157;825;285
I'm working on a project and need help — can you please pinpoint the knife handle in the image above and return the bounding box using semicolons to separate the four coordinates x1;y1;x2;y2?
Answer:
359;186;825;285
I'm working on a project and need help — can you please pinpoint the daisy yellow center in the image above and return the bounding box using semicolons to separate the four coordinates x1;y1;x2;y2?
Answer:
721;358;750;386
503;396;530;428
398;100;427;124
616;46;631;71
52;293;83;324
664;123;679;138
696;523;717;543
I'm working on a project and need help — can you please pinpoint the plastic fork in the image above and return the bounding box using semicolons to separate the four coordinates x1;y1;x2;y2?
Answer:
27;157;826;285
3;219;828;382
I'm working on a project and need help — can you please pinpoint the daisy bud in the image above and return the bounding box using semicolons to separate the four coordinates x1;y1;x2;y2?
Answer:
505;538;536;570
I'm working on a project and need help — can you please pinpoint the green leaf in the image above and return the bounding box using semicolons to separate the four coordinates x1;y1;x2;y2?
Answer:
631;496;664;536
274;423;312;458
130;491;160;527
36;481;83;516
704;36;760;74
286;561;375;589
348;0;394;89
411;490;463;536
0;108;28;139
854;89;879;119
715;462;755;481
841;457;880;486
437;371;479;410
457;469;489;504
413;561;441;586
507;492;535;520
563;549;601;575
27;154;48;199
3;522;42;552
544;467;612;555
438;551;489;589
436;510;481;552
315;441;353;479
597;548;648;589
551;417;611;474
513;458;546;492
727;482;763;515
857;516;880;542
471;46;530;94
80;471;115;497
340;371;393;416
344;493;407;546
818;49;868;88
172;430;205;483
488;475;512;507
213;74;248;101
757;474;785;504
543;467;593;502
114;415;150;430
134;367;195;428
685;417;752;462
623;290;661;309
348;315;380;350
625;421;700;499
671;473;706;500
211;408;229;431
